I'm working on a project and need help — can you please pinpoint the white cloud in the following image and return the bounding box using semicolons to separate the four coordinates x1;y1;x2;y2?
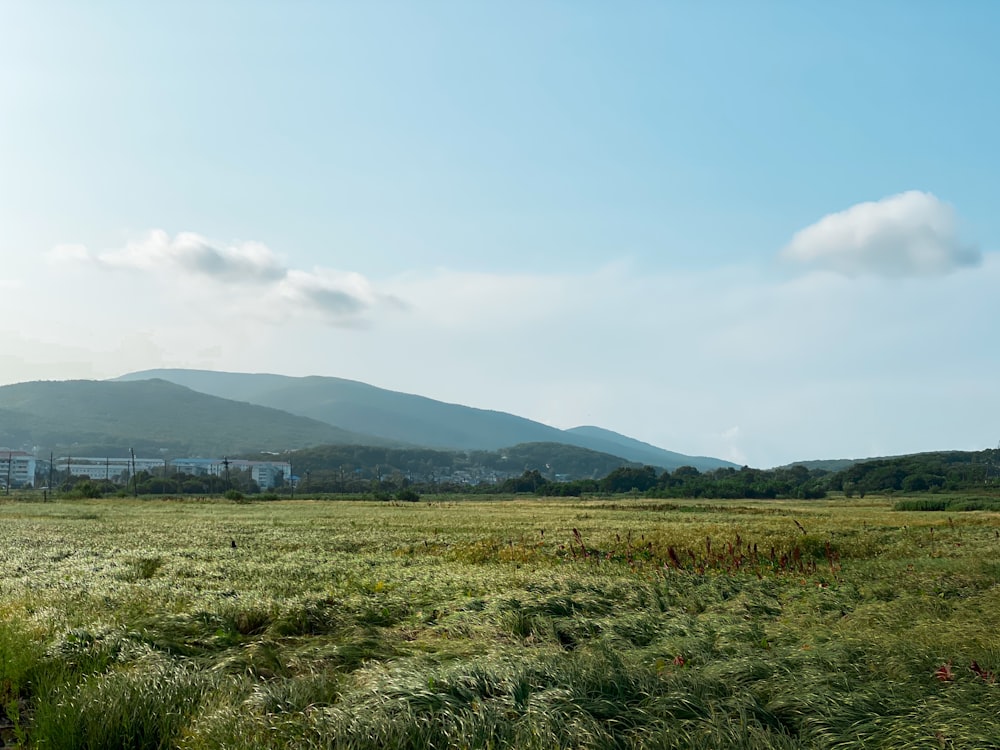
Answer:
782;191;980;278
48;230;393;326
95;230;286;282
272;269;399;323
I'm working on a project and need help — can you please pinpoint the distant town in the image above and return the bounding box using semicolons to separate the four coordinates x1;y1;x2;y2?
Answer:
0;450;291;490
0;449;532;493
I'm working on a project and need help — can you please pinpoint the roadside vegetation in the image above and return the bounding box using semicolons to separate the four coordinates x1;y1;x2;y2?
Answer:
0;493;998;748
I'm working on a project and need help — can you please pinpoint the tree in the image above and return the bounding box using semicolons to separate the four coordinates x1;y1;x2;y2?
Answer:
503;470;547;493
600;466;658;493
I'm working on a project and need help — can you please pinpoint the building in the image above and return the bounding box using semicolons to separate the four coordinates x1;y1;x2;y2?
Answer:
55;456;166;482
171;458;290;489
170;458;223;478
249;462;287;489
0;450;37;488
47;455;291;490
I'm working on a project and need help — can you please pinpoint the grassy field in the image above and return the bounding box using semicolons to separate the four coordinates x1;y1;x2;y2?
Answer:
0;494;999;749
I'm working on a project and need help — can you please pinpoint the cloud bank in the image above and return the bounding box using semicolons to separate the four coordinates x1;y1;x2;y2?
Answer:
49;231;393;324
782;191;980;278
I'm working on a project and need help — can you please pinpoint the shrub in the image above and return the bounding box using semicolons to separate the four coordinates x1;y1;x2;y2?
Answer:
893;498;950;511
69;480;104;499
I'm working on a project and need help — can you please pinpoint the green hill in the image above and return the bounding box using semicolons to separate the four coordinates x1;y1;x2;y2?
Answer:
829;449;1000;493
0;379;394;457
116;369;736;471
564;425;735;472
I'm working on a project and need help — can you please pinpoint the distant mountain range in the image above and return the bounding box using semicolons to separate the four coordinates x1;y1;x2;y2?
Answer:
0;378;388;458
0;370;736;473
115;369;736;471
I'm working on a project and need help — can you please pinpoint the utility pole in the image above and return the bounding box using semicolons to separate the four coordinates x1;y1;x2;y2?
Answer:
5;451;11;496
130;447;137;497
223;456;231;491
48;452;53;498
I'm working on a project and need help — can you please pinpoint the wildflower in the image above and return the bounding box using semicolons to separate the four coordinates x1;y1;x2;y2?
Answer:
934;663;954;682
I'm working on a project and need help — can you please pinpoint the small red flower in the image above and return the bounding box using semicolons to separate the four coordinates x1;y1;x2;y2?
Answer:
970;661;996;683
934;663;954;682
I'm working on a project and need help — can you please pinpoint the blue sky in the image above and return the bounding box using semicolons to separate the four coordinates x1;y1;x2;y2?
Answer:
2;1;998;466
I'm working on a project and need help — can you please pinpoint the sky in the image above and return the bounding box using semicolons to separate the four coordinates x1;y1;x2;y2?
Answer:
2;1;999;468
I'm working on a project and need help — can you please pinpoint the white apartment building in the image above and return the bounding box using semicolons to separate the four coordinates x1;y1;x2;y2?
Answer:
55;456;166;482
250;462;289;489
0;450;36;488
47;455;290;490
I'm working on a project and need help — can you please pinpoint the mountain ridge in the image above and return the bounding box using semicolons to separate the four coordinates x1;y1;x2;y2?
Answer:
0;378;398;457
115;368;737;471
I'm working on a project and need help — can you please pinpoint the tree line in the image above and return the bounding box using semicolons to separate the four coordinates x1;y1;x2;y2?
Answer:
46;447;1000;500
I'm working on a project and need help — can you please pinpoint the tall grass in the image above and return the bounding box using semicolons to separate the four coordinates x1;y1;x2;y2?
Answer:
0;496;997;748
31;656;210;749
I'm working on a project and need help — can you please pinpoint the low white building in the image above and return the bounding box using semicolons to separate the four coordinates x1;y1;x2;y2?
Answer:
0;450;36;488
170;458;223;478
48;455;290;490
171;458;290;489
55;456;165;482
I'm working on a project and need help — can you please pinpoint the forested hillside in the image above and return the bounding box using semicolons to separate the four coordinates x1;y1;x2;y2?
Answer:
828;449;1000;494
0;379;389;456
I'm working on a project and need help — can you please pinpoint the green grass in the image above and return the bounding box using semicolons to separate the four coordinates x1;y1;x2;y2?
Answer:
0;494;998;748
893;494;1000;512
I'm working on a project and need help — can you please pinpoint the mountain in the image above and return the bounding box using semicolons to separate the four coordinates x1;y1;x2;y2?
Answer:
118;370;565;448
0;379;394;457
565;426;735;472
116;369;737;471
